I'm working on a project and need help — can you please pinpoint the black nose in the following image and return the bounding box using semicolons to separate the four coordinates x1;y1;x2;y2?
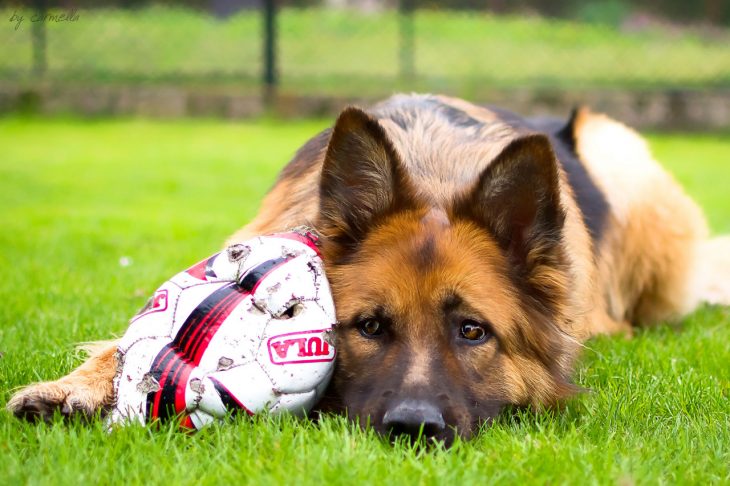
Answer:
382;399;446;440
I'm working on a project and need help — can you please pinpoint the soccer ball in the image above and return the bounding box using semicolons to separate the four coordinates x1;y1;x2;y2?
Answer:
109;229;336;430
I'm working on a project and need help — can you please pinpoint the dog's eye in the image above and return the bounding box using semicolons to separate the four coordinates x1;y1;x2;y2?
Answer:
358;318;383;338
459;320;490;343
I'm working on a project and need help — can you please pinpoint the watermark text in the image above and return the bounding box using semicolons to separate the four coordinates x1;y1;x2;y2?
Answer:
9;10;80;31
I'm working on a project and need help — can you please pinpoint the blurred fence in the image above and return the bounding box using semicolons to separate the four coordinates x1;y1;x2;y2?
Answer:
1;1;729;127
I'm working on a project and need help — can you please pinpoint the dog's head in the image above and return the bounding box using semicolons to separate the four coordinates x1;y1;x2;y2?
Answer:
316;107;580;444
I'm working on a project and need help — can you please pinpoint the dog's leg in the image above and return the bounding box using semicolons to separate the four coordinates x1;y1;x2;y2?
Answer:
690;236;730;307
6;340;118;422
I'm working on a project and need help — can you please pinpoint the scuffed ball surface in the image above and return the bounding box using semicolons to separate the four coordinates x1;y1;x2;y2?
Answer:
109;229;336;430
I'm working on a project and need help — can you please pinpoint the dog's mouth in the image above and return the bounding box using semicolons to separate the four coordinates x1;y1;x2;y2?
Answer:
377;423;460;448
316;376;509;445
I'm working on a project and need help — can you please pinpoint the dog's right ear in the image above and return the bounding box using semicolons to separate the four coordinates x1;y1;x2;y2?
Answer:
318;107;413;251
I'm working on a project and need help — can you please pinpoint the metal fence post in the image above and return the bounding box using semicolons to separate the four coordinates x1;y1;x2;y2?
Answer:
399;0;415;82
32;0;47;77
262;0;277;105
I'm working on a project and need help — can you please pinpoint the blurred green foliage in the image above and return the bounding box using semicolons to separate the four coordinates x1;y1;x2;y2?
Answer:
1;6;729;97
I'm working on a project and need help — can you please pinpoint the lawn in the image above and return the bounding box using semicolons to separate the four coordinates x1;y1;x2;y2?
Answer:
1;6;729;95
0;116;729;484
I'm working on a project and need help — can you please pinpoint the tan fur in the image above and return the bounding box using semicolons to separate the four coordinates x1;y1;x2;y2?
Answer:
691;236;730;305
573;108;710;325
7;341;118;421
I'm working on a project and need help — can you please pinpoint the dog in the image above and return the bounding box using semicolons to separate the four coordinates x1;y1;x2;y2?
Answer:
8;94;730;445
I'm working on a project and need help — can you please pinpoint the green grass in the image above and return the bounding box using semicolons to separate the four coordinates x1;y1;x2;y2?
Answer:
1;116;729;484
1;6;729;96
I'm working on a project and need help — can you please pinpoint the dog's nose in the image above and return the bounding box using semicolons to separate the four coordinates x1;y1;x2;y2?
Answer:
382;399;445;440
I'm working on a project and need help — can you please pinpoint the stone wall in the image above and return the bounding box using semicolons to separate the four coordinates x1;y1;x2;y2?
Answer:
1;82;728;130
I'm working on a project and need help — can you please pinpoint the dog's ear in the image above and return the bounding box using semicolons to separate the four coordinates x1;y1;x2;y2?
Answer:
318;107;413;250
458;134;566;276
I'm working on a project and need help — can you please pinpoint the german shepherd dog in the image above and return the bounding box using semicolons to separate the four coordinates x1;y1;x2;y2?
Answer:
8;94;730;444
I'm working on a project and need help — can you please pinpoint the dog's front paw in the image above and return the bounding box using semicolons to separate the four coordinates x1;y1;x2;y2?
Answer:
6;380;105;422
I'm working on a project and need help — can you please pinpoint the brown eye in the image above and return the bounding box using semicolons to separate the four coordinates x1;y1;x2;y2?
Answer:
358;318;383;338
459;320;489;343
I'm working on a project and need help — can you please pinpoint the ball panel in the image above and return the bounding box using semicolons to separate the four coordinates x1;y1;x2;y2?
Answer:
257;328;336;394
237;237;301;279
313;365;334;401
188;409;215;430
171;251;241;287
199;251;240;282
198;362;277;417
250;255;322;318
111;337;169;426
119;282;183;352
193;300;271;374
311;269;335;322
270;389;318;416
169;281;235;339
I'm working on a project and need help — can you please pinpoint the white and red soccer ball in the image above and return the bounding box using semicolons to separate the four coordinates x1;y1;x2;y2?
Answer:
109;229;336;430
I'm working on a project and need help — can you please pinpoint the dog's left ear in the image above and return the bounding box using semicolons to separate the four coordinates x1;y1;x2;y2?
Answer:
458;134;566;273
318;107;413;252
